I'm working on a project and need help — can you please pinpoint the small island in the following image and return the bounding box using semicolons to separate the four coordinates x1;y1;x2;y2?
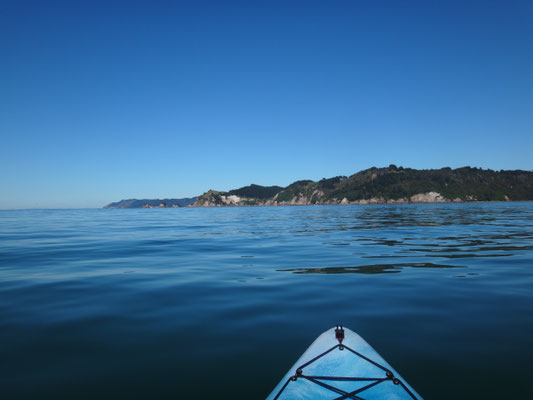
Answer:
104;197;197;209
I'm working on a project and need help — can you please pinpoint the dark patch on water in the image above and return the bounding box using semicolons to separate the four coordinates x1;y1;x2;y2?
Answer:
278;262;465;275
426;253;512;258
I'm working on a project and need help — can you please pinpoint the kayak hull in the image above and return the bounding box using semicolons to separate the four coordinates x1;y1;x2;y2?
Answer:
266;326;422;400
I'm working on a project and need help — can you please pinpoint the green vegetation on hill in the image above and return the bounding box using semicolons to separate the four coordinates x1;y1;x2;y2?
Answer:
229;184;283;199
274;180;317;203
328;166;532;202
194;166;533;206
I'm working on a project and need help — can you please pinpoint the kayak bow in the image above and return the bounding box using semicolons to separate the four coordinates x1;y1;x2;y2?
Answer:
267;326;422;400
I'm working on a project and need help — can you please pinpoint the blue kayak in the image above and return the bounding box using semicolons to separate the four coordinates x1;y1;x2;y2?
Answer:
267;326;422;399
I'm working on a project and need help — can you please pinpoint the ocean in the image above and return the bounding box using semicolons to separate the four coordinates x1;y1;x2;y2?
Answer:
1;203;532;399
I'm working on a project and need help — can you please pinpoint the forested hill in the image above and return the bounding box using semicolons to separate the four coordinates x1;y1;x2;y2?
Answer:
193;166;533;207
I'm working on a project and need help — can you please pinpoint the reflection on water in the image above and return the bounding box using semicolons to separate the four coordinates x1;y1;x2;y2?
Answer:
279;262;465;275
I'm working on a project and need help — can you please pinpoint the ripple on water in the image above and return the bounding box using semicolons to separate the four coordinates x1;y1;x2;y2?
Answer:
0;204;532;399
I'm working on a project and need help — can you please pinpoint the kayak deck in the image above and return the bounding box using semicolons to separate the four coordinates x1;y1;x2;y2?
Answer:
267;326;422;400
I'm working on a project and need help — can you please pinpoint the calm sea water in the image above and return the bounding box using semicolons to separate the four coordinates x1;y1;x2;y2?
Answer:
1;203;532;399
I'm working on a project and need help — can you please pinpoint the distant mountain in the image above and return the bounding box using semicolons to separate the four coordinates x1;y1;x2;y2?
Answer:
193;166;533;207
104;197;197;209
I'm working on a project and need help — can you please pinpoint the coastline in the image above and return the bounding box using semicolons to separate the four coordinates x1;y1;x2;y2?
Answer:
188;199;532;208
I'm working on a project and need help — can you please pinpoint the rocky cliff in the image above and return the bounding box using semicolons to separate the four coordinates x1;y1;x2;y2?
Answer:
193;166;533;207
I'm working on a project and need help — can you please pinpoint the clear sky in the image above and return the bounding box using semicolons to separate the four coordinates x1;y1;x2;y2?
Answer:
1;0;532;208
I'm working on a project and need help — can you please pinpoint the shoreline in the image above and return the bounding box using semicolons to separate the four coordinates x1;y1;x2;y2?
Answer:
187;199;533;208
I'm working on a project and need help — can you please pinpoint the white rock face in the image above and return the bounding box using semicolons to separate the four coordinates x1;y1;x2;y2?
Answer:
193;190;462;207
409;192;447;203
221;195;241;205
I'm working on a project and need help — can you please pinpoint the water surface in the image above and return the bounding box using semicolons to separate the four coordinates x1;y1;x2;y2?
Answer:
1;203;532;399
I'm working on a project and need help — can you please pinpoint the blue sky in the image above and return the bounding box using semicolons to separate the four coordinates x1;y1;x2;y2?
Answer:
1;0;532;208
